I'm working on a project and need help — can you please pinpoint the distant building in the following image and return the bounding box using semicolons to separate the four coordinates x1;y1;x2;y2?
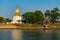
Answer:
11;5;22;24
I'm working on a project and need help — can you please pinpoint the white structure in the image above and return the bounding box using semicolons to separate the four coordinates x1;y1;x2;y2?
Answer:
11;6;22;24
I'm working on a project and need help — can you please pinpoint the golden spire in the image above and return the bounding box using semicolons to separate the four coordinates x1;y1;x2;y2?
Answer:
14;5;20;16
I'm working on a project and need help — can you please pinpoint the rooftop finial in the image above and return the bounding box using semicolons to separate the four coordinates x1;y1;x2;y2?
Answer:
14;5;20;16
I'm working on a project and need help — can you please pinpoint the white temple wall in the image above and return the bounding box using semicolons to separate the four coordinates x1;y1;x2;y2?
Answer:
11;16;22;24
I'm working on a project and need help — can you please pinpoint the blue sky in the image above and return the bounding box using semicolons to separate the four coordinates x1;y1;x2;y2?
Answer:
0;0;60;19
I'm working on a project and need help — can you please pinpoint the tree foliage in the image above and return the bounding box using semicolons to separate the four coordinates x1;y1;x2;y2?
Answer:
22;11;44;24
0;17;4;23
4;18;12;23
0;7;60;24
22;7;60;24
0;17;12;23
45;7;60;24
22;12;35;23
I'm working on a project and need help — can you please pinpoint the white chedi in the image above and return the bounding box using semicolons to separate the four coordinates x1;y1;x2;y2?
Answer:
11;6;22;24
12;16;22;23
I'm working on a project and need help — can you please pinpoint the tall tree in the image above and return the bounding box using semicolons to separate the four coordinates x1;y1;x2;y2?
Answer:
45;10;51;19
45;7;60;24
22;12;34;23
22;11;44;24
34;11;44;24
50;7;60;24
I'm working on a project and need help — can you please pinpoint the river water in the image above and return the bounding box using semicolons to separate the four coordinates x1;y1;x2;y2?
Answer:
0;29;60;40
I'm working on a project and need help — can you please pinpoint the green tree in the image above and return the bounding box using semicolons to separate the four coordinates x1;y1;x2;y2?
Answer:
45;10;51;19
34;11;44;24
0;17;4;23
22;12;34;23
4;18;12;23
22;10;44;24
45;7;60;24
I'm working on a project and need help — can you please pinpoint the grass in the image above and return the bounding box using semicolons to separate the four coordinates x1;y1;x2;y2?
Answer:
15;23;60;30
49;23;60;30
15;24;42;27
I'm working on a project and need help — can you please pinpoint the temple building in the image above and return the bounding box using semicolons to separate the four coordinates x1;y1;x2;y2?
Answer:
11;5;22;24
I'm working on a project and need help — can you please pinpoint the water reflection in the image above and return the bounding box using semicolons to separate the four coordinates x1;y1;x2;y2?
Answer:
22;30;42;40
0;29;12;40
0;29;60;40
51;30;58;40
12;29;20;40
43;29;49;32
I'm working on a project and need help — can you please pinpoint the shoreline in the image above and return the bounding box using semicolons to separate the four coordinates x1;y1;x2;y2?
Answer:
0;24;60;30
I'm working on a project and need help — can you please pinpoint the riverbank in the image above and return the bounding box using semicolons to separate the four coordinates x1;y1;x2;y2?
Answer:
0;24;60;30
16;24;60;30
0;24;17;28
0;24;42;29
